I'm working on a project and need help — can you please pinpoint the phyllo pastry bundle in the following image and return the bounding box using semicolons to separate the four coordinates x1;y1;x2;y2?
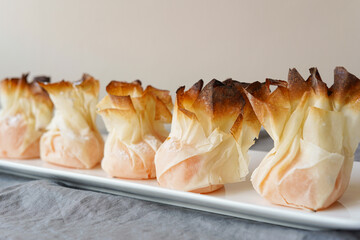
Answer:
0;74;53;159
246;67;360;210
39;74;104;169
155;79;261;193
97;80;173;179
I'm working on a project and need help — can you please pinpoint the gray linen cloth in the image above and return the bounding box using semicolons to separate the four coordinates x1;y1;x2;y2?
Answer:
0;138;359;239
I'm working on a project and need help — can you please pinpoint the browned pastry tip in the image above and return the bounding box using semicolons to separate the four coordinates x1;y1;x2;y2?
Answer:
106;80;143;97
244;81;270;100
30;76;51;97
75;74;100;95
330;67;360;108
288;67;334;101
254;68;330;105
186;79;204;97
101;80;173;123
246;67;360;132
175;79;262;139
175;86;186;109
1;74;53;107
176;78;267;122
306;68;328;96
222;78;251;93
0;73;29;91
38;80;72;93
287;67;360;106
33;76;51;83
245;68;331;125
192;79;245;119
174;85;199;121
287;68;311;101
39;74;99;96
222;79;262;125
176;80;204;110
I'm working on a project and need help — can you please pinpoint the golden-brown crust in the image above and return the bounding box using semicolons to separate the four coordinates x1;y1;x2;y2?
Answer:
39;74;99;97
243;81;268;99
106;80;143;97
246;67;360;140
225;80;266;123
98;80;173;124
330;67;360;108
223;78;250;90
175;78;261;137
307;68;328;96
75;74;100;96
0;74;53;107
252;67;360;108
286;67;329;103
33;76;51;83
287;68;309;102
176;80;204;111
192;79;245;119
184;79;204;105
38;80;72;93
175;86;186;109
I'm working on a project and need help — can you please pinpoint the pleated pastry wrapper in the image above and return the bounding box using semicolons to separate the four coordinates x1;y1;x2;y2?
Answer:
155;79;261;193
97;80;173;179
39;74;104;169
246;67;360;210
0;74;53;159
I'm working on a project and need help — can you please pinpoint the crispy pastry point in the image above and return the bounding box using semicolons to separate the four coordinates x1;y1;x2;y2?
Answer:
97;80;173;179
155;79;261;193
39;74;104;169
0;74;53;159
246;67;360;210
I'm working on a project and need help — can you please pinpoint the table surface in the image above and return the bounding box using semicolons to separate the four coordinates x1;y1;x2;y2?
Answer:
0;134;360;240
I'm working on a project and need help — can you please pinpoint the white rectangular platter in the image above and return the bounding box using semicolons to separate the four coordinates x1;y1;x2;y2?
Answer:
0;137;359;231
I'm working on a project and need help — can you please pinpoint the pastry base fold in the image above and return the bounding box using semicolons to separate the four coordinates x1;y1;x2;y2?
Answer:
155;110;254;193
40;130;104;169
101;132;161;179
0;115;42;159
253;138;351;210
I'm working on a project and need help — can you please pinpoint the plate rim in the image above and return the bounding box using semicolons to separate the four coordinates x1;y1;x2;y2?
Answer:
0;158;359;231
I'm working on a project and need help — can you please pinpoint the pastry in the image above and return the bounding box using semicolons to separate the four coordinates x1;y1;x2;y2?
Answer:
246;67;360;210
0;74;53;159
39;74;104;169
155;79;261;193
97;80;172;179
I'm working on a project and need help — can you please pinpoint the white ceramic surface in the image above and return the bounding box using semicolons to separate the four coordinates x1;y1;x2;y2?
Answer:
0;138;359;231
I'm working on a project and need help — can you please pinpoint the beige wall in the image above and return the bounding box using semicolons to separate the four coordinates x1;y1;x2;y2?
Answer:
1;0;360;129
